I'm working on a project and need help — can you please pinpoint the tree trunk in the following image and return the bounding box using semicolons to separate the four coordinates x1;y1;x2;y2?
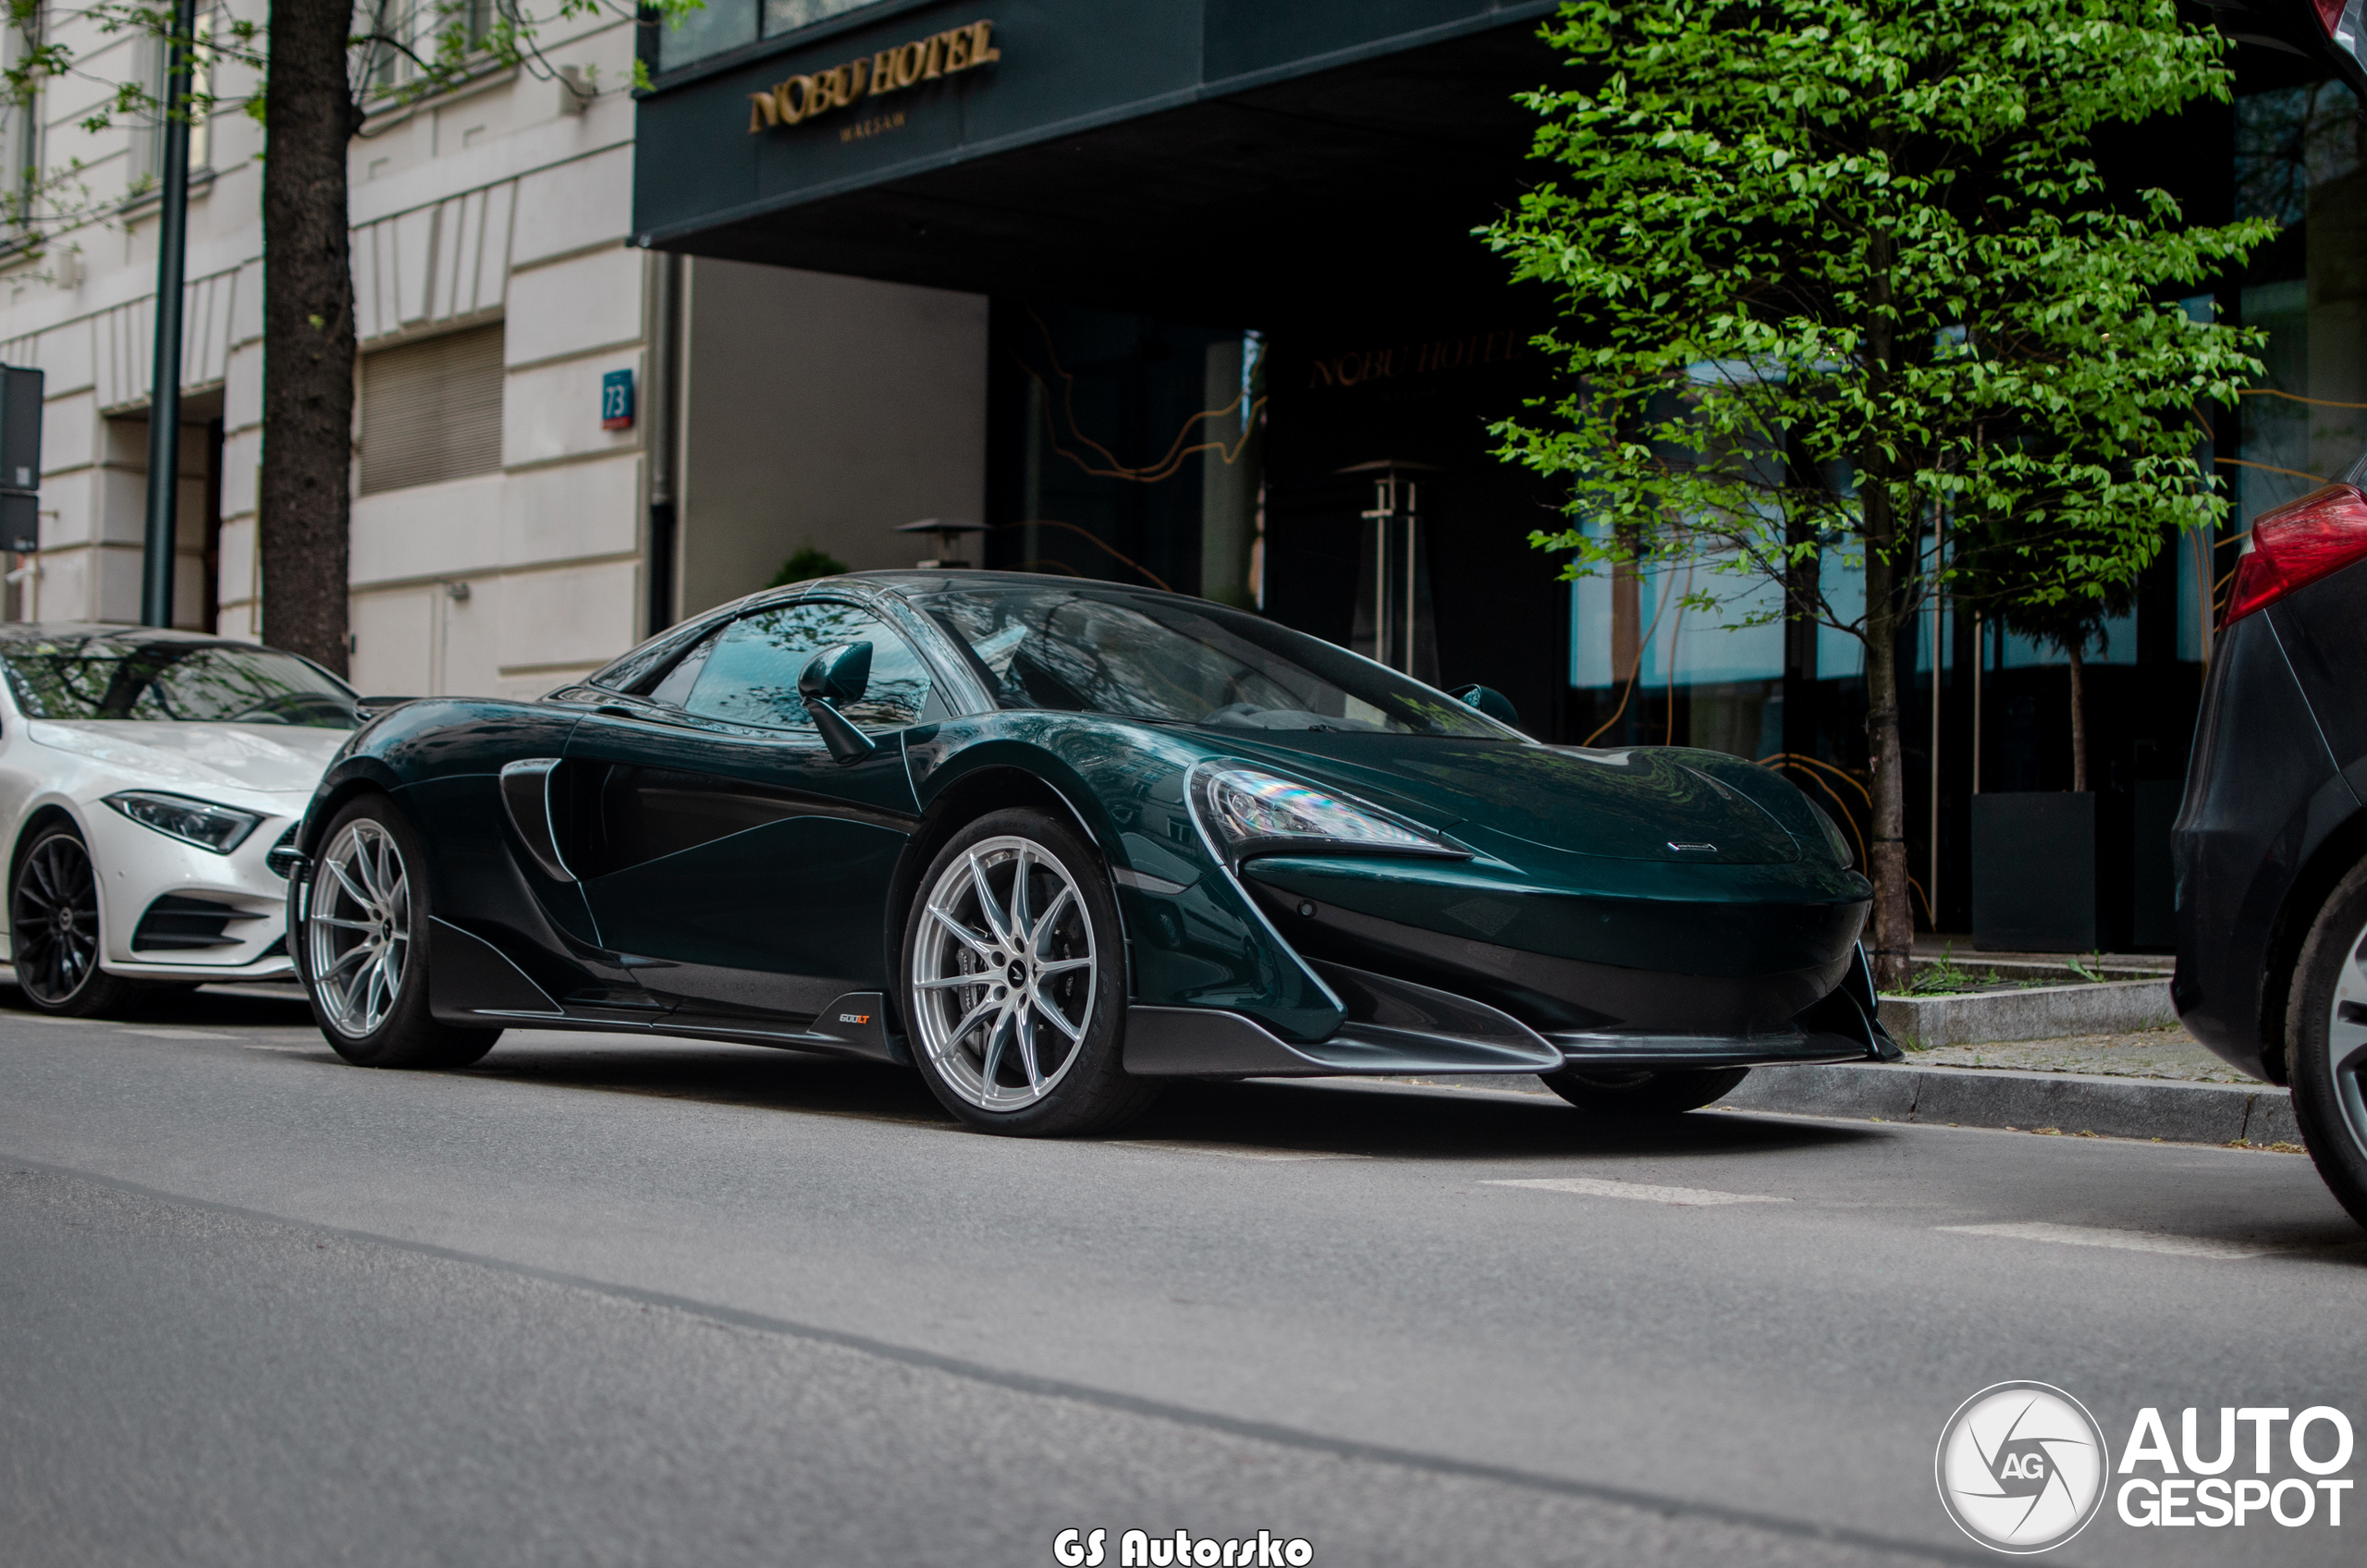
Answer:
259;1;356;676
2067;641;2087;793
1860;518;1915;991
1857;212;1914;993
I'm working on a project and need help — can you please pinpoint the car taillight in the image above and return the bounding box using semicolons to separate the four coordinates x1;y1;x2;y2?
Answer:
2316;0;2348;36
2223;484;2367;627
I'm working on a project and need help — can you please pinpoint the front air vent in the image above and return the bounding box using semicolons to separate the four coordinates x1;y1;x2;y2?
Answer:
133;894;265;952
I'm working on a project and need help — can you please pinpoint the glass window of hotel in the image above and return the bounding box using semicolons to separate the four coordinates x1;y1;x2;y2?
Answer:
2235;71;2367;525
655;0;885;72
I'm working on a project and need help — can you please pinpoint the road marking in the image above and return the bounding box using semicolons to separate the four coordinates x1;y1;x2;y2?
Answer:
1484;1176;1791;1207
119;1027;234;1040
1110;1140;1371;1163
1937;1220;2309;1260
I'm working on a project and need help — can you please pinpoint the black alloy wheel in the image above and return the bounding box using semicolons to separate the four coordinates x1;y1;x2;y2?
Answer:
11;825;140;1017
1539;1064;1750;1116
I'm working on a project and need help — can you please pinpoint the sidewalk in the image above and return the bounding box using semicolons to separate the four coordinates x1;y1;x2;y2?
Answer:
1390;1025;2306;1150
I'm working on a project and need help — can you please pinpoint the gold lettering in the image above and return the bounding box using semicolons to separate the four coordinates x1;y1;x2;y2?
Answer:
739;19;1003;133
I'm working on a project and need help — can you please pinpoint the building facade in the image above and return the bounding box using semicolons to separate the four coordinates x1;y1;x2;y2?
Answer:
0;0;984;701
0;0;2357;943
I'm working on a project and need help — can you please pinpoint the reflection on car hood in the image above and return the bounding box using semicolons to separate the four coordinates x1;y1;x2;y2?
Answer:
29;720;344;796
1197;732;1802;864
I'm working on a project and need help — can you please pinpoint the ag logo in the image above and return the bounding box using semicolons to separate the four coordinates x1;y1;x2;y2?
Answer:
1935;1382;2110;1553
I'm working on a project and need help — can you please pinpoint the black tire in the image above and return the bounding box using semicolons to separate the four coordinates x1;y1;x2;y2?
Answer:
2286;858;2367;1228
900;807;1157;1136
297;794;498;1070
1539;1064;1750;1116
9;822;143;1018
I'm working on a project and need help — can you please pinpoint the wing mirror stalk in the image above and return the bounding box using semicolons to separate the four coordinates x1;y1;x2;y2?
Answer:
800;643;878;764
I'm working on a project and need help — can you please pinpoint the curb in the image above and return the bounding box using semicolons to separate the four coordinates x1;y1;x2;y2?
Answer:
1875;979;2177;1048
1716;1060;2300;1146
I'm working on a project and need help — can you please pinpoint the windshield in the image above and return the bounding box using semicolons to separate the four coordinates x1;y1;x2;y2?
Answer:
3;640;360;729
914;584;1519;740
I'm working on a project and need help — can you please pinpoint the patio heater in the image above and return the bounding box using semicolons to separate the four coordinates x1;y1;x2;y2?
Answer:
1339;459;1440;680
897;517;987;569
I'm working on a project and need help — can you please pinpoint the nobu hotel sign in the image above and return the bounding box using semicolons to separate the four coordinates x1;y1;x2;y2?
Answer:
745;18;1000;133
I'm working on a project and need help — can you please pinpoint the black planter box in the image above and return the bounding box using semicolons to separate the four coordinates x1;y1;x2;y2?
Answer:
1970;791;2130;952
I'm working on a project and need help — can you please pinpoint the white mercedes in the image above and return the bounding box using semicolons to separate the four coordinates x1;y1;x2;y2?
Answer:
0;625;358;1014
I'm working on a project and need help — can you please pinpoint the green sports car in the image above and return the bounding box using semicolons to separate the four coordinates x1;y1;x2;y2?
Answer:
274;571;1892;1136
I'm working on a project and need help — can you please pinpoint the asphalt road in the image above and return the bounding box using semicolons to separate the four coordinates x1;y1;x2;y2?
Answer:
3;990;2361;1568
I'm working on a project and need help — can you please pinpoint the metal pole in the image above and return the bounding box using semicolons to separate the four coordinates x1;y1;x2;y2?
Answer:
644;249;681;634
1972;615;1983;795
140;0;197;629
1403;484;1417;677
1931;587;1942;925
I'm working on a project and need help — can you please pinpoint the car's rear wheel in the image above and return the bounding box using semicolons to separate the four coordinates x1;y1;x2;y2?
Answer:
901;808;1157;1136
300;796;498;1070
9;824;141;1017
1539;1064;1749;1116
2286;859;2367;1227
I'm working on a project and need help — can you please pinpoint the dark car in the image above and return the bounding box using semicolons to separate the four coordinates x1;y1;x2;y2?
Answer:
275;572;1893;1136
2175;477;2367;1222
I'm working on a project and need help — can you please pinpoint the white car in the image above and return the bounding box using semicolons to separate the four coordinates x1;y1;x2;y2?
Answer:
0;624;358;1014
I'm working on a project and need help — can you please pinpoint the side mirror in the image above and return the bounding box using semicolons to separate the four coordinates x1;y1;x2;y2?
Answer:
1451;682;1521;729
799;643;877;763
799;642;872;705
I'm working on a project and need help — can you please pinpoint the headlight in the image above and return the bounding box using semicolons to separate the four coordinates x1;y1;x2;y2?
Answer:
1190;765;1456;862
104;791;264;854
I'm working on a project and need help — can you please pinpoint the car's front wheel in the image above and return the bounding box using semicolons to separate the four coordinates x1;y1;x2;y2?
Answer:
2287;858;2367;1228
901;808;1156;1136
300;795;498;1070
1539;1064;1749;1116
9;823;141;1017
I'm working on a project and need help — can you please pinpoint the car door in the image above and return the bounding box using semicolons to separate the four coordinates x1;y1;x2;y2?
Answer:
554;598;929;1024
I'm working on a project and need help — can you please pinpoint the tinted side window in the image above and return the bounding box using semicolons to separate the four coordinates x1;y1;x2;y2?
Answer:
680;602;933;731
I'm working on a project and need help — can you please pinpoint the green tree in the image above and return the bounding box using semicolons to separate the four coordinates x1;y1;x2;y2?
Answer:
1483;0;2268;987
768;545;850;588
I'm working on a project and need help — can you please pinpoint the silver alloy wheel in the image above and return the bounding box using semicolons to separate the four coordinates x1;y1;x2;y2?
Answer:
2326;921;2367;1153
911;834;1098;1111
306;819;412;1038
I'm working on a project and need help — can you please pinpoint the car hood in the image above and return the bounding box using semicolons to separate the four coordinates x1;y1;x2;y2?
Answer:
1188;731;1803;864
29;720;346;798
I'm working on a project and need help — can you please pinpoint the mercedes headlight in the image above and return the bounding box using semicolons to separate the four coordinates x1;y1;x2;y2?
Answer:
104;791;264;854
1190;765;1455;862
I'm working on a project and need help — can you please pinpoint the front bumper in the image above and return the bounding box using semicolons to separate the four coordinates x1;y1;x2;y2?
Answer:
1124;958;1887;1080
